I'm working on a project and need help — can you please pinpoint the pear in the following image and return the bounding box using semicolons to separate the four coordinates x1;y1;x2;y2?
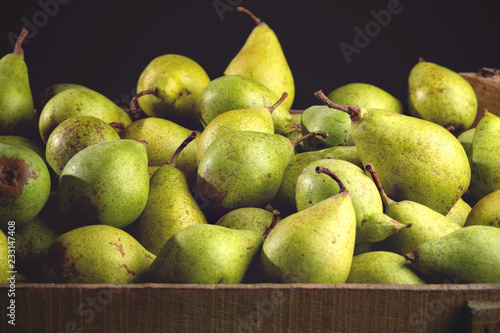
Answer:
225;7;295;113
457;127;475;158
136;54;210;130
366;164;461;256
216;207;279;235
197;92;285;164
300;105;351;151
120;117;198;183
315;90;471;215
322;145;362;168
39;83;87;110
468;111;500;201
405;225;500;283
261;166;356;283
45;116;121;175
43;225;156;283
328;82;403;114
346;251;425;284
0;143;51;229
57;140;149;229
38;87;132;143
464;189;500;228
148;224;263;284
130;132;208;255
0;29;35;136
0;135;44;160
408;59;477;131
0;229;9;281
446;198;471;227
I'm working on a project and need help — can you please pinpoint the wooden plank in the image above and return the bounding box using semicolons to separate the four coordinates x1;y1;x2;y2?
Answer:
467;300;500;333
1;283;500;332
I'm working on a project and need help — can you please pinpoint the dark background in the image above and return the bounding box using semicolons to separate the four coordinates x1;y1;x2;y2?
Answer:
1;0;499;115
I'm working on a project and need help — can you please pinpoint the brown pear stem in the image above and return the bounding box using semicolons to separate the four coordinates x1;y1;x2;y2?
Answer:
314;90;362;122
365;164;391;204
291;131;329;148
130;87;156;112
263;210;280;238
13;28;29;56
404;249;418;262
445;125;456;132
418;57;426;63
237;6;262;25
168;131;198;167
108;122;125;130
315;166;347;193
268;92;288;114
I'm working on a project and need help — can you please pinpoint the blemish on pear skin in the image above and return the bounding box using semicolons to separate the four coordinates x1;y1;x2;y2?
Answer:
247;246;254;250
0;156;34;199
119;264;136;276
109;242;125;257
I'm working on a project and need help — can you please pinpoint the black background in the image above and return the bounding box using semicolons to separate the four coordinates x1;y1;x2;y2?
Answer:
1;0;499;115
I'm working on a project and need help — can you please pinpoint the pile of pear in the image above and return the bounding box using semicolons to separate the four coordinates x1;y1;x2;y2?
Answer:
1;7;500;285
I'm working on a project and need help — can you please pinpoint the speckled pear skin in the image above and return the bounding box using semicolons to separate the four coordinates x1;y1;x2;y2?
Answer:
43;225;156;284
57;140;149;230
351;108;470;215
39;83;87;110
45;116;121;176
406;225;500;283
0;135;45;160
328;83;403;114
197;106;274;164
457;128;475;158
469;112;500;201
215;207;277;235
0;30;34;136
38;87;132;143
0;143;51;229
300;105;351;151
261;187;356;283
131;163;208;255
446;198;471;227
119;117;198;181
200;75;294;135
464;189;500;228
225;8;295;113
408;61;477;130
346;251;425;284
197;131;294;221
295;159;406;243
148;224;263;284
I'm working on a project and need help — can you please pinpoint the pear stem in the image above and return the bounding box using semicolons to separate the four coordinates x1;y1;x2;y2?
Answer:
13;28;29;56
167;131;198;167
263;210;280;238
314;90;362;122
291;131;329;148
108;122;125;130
129;87;156;119
445;125;456;132
404;249;418;262
365;164;392;205
237;6;262;25
137;140;149;149
315;166;347;193
268;92;288;114
418;57;426;63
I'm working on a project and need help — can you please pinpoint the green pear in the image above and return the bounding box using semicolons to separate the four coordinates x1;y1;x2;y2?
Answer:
464;189;500;228
216;207;279;235
468;112;500;201
200;74;295;135
296;160;409;244
408;59;477;130
45;116;121;175
315;90;471;215
366;164;461;256
0;143;51;229
457;127;475;158
196;131;296;221
328;82;403;114
224;7;295;113
300;105;351;151
148;224;263;284
346;251;425;284
446;198;471;227
15;214;59;281
352;240;390;256
57;139;149;229
0;29;35;136
405;225;500;283
38;87;132;143
131;132;207;255
43;225;156;283
0;135;44;160
39;83;87;110
136;54;210;130
120;117;198;182
197;91;285;164
261;167;356;283
322;145;362;168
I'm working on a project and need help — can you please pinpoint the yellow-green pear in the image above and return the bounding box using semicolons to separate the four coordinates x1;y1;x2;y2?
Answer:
446;198;471;227
464;189;500;228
